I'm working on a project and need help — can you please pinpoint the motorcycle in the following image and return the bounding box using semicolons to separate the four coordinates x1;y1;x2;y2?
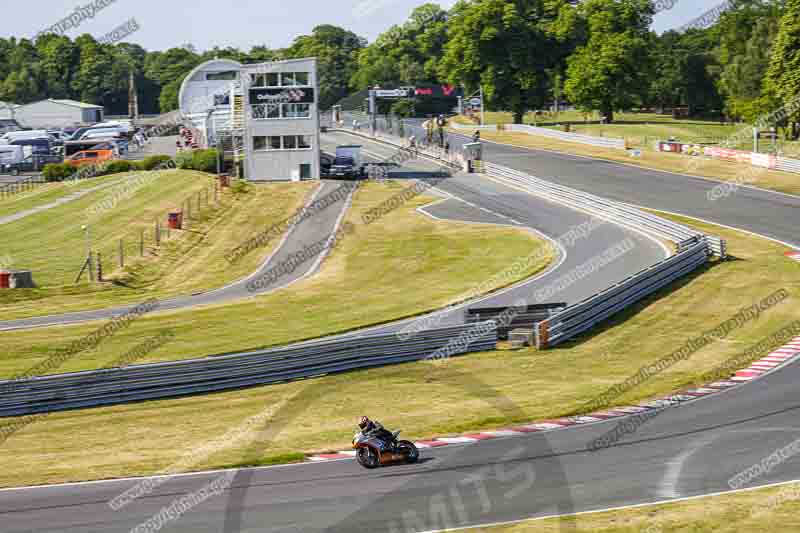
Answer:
352;429;419;469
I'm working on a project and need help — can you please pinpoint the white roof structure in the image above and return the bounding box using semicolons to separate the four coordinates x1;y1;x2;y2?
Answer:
48;99;103;109
178;58;243;145
179;58;242;118
0;101;19;120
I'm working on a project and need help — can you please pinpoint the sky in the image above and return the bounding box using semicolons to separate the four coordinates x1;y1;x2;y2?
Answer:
4;0;727;52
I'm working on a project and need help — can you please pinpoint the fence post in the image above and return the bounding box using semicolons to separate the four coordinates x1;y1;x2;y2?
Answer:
88;251;95;282
155;220;160;247
119;239;124;268
96;252;103;282
140;230;145;257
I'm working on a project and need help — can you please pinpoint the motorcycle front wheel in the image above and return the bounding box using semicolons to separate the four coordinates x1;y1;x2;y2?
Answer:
356;447;380;469
397;440;419;464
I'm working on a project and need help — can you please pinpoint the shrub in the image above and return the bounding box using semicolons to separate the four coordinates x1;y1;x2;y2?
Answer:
141;154;174;171
103;160;134;174
230;180;251;195
42;163;77;181
175;150;194;169
191;149;220;173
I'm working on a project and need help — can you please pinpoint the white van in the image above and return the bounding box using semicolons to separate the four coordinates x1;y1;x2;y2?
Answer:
81;129;123;140
0;145;25;171
91;121;133;132
0;130;50;144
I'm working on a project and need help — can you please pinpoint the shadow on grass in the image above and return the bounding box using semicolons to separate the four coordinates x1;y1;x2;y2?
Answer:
549;256;733;351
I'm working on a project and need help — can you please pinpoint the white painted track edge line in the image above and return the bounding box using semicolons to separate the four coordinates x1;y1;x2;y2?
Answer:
416;477;800;533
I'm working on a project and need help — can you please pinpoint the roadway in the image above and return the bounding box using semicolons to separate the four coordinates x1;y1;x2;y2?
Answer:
0;128;798;532
1;349;798;532
403;120;800;248
0;134;665;332
0;180;354;331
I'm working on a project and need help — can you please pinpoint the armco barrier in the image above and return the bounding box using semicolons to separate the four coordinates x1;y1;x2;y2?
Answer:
481;162;725;349
323;125;724;352
0;323;497;418
483;162;719;248
451;122;499;132
506;124;627;150
539;242;710;348
776;156;800;174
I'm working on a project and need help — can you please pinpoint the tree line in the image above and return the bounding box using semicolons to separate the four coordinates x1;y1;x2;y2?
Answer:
2;0;799;136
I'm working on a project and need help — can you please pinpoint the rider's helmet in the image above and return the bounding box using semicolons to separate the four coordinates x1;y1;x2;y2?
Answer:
358;416;371;430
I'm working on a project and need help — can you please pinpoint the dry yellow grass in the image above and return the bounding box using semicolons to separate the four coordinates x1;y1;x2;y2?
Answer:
478;482;800;532
0;180;552;378
0;211;796;489
0;179;316;319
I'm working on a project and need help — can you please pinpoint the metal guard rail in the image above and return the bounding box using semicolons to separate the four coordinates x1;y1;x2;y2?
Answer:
484;162;714;247
506;124;627;150
538;242;709;348
481;162;724;350
0;323;497;418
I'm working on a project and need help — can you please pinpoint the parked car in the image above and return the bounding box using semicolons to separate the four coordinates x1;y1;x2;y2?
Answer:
330;145;365;179
0;145;24;171
0;129;50;144
1;153;62;175
320;152;334;177
64;149;114;167
9;137;51;155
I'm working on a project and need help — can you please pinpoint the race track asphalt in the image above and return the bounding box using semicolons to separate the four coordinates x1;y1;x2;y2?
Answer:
0;133;665;332
0;129;798;532
0;180;355;331
1;354;798;533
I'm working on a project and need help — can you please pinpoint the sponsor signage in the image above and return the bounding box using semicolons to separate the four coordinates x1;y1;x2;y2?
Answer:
374;89;409;98
414;85;462;98
249;87;315;104
751;152;777;169
703;146;752;163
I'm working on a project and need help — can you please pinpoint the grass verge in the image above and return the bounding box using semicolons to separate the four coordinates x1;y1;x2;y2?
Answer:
0;179;553;378
0;178;315;320
0;210;796;488
477;482;800;532
0;173;128;221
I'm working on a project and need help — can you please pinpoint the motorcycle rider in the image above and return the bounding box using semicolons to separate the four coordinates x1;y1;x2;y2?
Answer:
358;416;396;448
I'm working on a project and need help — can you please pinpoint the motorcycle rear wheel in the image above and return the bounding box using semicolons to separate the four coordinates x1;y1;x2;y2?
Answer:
397;440;419;464
356;447;380;469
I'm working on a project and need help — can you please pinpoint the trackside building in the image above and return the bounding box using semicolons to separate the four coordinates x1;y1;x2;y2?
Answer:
240;58;320;181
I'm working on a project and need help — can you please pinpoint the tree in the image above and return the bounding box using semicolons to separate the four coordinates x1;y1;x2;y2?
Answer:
35;34;77;100
441;0;565;124
561;0;654;123
351;4;450;90
648;29;721;117
715;0;783;120
765;0;800;138
70;35;117;106
285;25;366;110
